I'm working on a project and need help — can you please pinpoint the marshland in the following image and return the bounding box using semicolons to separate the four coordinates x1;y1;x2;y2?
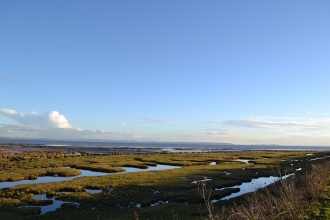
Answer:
1;143;330;219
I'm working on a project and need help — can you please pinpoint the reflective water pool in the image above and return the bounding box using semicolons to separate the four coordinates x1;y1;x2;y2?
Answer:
20;194;79;215
119;164;181;173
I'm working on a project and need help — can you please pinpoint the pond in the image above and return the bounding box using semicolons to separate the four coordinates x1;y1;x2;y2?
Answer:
35;194;79;215
0;164;181;189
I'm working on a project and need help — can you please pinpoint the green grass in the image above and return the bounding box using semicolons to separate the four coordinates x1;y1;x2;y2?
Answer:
306;186;330;219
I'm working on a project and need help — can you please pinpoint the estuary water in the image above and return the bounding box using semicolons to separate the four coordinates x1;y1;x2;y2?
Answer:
1;138;329;151
0;164;181;189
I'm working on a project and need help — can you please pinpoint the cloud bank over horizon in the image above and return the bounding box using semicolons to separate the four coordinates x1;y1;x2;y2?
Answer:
1;108;330;145
0;108;144;141
0;109;72;128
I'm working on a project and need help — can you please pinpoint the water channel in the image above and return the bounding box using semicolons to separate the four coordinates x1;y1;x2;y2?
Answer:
0;164;181;189
6;164;181;215
212;174;294;202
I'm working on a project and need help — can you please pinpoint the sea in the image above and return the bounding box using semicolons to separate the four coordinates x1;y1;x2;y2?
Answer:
0;138;329;151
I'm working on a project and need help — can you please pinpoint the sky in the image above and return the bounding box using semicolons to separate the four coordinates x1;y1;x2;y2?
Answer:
1;1;330;146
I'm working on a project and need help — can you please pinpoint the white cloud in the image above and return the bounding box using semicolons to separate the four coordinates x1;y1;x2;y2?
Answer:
201;128;231;135
221;117;330;131
0;109;139;140
0;109;72;128
1;124;43;132
96;130;106;134
1;109;17;115
202;116;330;145
2;108;330;145
134;134;142;139
0;123;136;140
307;111;329;116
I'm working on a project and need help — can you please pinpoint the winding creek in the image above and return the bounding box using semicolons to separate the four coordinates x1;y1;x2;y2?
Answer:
0;164;181;189
4;164;181;215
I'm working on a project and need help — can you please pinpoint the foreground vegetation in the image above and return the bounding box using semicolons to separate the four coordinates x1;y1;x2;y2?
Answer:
200;160;330;219
0;148;329;219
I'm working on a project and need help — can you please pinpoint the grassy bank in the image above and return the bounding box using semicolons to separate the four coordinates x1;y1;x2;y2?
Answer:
197;160;330;220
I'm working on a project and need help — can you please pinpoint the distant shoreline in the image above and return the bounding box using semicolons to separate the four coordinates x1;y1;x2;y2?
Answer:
0;138;329;154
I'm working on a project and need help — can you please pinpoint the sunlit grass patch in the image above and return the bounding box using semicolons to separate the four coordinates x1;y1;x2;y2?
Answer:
46;168;81;177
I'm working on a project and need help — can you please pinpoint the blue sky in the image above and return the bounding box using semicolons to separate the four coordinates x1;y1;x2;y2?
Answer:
1;1;330;145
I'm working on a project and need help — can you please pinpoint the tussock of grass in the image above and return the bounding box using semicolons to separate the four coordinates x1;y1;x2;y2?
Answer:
0;172;25;182
46;167;81;177
0;197;22;207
